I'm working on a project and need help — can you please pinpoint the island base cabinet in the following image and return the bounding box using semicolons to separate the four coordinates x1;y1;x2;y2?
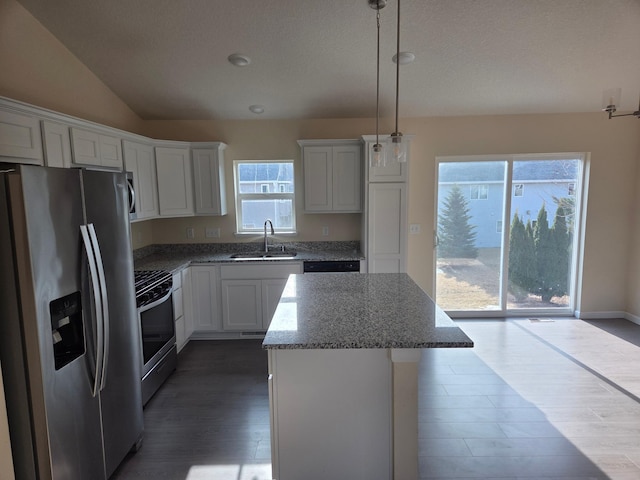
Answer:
268;348;393;480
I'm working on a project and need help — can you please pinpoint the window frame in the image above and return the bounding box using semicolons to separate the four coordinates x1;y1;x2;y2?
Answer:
233;159;296;234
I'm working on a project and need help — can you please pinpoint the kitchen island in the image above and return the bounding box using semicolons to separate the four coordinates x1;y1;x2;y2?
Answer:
263;273;473;480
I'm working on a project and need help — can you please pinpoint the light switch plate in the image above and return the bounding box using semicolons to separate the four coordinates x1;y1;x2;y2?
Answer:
409;224;421;234
322;226;329;236
186;227;195;239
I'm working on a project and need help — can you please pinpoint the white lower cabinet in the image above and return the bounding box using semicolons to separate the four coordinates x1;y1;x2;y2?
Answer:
189;265;222;333
221;279;263;331
172;271;186;352
220;263;302;332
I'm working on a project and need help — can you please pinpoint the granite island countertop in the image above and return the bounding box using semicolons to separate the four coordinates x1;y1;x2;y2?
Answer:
133;241;364;273
262;273;473;350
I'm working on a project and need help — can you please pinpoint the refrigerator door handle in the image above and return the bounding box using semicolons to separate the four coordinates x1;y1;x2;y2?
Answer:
88;224;110;392
80;224;104;397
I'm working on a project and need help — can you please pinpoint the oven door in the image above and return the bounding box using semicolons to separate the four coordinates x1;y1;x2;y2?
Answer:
138;290;175;378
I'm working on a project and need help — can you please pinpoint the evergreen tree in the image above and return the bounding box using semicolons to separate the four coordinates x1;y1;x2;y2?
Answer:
534;205;555;301
508;213;536;292
438;185;478;258
549;206;570;297
508;213;526;289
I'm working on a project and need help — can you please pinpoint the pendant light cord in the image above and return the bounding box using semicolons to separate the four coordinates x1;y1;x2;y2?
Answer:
394;0;401;135
376;8;381;147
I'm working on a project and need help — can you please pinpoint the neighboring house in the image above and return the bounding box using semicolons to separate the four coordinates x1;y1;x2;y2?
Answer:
438;160;579;248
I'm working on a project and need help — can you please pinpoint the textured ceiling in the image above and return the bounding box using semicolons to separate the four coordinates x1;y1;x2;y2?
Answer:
16;0;640;121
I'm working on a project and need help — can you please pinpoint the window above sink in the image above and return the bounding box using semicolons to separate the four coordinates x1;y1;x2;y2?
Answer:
233;160;296;235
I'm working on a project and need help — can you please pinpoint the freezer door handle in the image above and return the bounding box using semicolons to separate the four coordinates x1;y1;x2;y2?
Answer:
88;224;110;392
81;224;104;397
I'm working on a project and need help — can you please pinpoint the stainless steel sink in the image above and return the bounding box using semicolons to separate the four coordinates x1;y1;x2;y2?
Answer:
230;251;298;260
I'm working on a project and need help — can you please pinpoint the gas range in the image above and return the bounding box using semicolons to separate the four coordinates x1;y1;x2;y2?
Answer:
133;270;172;308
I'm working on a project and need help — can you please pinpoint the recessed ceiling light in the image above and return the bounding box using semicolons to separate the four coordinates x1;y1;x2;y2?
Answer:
249;105;265;114
392;51;415;65
228;53;251;67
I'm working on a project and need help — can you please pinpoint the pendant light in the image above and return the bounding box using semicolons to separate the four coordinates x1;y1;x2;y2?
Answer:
369;0;387;168
602;87;640;119
387;0;407;163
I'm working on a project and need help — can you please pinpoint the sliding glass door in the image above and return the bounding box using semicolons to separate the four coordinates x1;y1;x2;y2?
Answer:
435;155;584;316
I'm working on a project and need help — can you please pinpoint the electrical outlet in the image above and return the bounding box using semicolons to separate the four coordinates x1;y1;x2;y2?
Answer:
186;227;195;239
205;227;221;238
322;226;329;236
409;224;421;234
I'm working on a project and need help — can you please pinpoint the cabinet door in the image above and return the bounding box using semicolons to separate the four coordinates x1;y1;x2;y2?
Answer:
42;121;72;168
221;280;263;331
156;146;194;216
123;140;159;219
303;146;332;211
190;266;221;332
0;109;43;163
98;134;123;169
262;278;289;329
332;145;361;212
71;128;101;166
192;147;227;215
368;183;407;273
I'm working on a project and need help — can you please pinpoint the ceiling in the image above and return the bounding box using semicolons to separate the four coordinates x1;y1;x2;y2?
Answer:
16;0;640;121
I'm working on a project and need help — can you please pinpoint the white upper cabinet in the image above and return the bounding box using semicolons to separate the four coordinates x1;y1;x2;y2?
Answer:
123;140;159;220
41;121;72;168
155;145;194;216
0;108;43;164
70;127;123;170
299;140;362;213
192;143;227;216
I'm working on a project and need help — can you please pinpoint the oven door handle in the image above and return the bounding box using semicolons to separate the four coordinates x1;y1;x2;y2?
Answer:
138;289;173;314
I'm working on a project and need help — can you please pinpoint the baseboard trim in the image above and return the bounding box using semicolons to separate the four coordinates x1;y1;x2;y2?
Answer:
576;310;640;326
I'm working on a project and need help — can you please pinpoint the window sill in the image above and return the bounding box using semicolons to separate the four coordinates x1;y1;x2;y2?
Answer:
233;231;298;237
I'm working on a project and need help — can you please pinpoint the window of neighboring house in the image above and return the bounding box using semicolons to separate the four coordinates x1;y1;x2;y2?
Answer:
234;160;296;233
496;220;503;233
514;183;524;197
470;184;488;200
568;183;576;196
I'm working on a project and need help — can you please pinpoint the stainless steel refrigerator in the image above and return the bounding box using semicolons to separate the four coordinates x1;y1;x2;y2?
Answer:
0;164;144;479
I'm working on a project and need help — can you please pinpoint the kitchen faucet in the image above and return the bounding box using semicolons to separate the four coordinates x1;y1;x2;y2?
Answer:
264;219;274;252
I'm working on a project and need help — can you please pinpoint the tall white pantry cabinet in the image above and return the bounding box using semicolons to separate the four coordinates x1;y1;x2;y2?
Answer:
361;135;410;274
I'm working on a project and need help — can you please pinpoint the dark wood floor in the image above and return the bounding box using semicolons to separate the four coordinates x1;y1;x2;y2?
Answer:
111;318;640;480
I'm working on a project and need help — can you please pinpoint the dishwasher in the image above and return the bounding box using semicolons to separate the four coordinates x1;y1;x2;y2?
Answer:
303;260;360;273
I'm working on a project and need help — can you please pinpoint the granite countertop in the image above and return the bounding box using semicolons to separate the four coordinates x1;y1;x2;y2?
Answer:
133;241;364;273
262;273;474;350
